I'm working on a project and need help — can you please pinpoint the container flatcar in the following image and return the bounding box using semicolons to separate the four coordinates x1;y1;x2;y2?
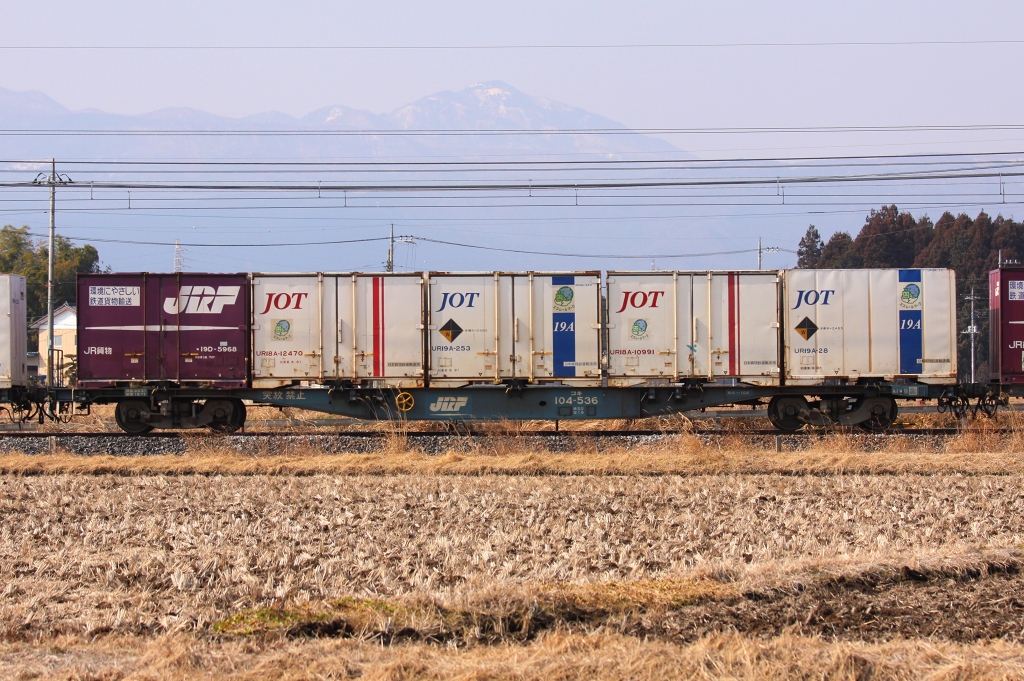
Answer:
23;265;993;433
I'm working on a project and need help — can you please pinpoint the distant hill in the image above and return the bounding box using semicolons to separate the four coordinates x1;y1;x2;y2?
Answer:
0;81;680;160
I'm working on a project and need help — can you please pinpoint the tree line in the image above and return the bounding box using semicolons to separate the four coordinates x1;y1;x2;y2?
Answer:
0;225;102;322
795;205;1019;380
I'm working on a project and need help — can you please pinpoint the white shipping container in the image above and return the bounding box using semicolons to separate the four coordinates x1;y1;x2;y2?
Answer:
606;271;780;386
783;269;957;384
252;273;424;388
0;275;27;388
427;273;601;386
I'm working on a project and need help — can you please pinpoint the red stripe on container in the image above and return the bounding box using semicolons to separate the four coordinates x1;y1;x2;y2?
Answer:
728;274;737;375
372;277;382;376
379;278;385;375
735;275;741;374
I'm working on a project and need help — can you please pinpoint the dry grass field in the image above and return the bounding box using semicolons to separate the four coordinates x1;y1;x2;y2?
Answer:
3;429;1024;679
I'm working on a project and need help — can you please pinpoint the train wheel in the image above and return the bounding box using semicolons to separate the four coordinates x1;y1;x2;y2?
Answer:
230;399;247;431
767;396;809;432
857;397;898;432
115;400;154;434
206;399;245;433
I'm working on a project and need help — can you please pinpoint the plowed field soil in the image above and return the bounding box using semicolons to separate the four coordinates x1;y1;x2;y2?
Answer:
3;466;1024;679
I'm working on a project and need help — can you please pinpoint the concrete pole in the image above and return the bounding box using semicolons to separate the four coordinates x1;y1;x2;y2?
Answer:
46;159;55;388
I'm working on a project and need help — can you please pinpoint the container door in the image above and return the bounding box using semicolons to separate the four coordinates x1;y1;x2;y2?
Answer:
515;274;601;382
352;275;424;383
0;276;27;387
692;274;732;378
78;275;147;382
736;273;780;383
607;273;676;379
428;275;505;382
990;270;1002;381
156;275;180;381
784;269;847;379
996;267;1024;383
253;275;320;379
155;274;249;385
918;269;956;380
675;274;695;379
866;270;900;377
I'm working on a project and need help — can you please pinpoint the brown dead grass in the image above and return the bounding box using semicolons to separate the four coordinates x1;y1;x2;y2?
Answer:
4;469;1024;679
3;473;1023;642
3;438;1024;476
5;631;1024;681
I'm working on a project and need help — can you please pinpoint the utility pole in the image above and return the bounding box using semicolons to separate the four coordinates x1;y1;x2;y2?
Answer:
173;239;185;272
385;224;395;273
33;160;71;387
757;238;779;270
962;287;981;383
382;226;414;272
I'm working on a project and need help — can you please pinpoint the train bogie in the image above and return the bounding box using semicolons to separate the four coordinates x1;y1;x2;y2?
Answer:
783;269;957;385
77;273;251;387
605;271;780;386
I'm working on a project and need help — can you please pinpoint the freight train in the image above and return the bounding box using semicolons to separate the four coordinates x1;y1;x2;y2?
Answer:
0;266;1015;433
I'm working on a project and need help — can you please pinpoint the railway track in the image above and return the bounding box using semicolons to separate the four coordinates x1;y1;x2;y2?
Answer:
0;426;1009;438
0;425;1000;456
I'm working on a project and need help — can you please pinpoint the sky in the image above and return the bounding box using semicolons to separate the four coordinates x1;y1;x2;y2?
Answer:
2;1;1024;273
3;1;1022;132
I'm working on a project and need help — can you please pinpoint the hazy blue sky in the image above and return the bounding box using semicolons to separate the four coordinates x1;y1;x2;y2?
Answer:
4;1;1023;139
4;1;1024;274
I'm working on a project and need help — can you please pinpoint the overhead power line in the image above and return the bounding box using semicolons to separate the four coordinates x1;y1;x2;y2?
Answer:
6;124;1024;137
0;40;1022;50
14;229;792;259
6;149;1023;164
412;237;797;259
3;168;1022;191
32;235;396;248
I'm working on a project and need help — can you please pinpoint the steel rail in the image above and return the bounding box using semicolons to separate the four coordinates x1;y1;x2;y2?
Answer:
0;427;1002;438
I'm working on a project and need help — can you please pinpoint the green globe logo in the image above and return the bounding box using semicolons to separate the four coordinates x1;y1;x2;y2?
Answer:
631;319;648;338
273;319;291;340
901;284;921;305
553;285;574;311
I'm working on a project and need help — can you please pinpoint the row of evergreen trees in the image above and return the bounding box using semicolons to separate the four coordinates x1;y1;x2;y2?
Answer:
795;206;1022;380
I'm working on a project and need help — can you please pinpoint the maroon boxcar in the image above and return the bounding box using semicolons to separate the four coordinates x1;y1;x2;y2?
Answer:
990;267;1024;383
77;273;250;387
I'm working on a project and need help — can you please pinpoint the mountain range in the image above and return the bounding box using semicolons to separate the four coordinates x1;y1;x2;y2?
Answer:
0;82;679;161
